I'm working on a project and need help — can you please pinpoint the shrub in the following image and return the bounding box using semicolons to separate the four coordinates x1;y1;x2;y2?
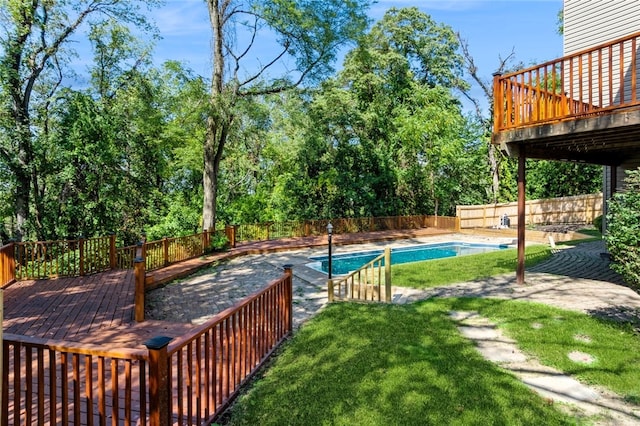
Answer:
593;214;603;233
605;168;640;288
208;233;230;253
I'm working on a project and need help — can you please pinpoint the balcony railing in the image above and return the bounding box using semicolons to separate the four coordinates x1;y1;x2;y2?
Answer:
493;30;640;132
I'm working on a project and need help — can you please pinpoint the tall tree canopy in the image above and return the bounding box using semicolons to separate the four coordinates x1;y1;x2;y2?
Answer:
0;0;159;239
202;0;372;229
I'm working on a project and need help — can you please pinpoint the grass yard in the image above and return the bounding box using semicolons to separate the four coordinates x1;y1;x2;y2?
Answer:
449;298;640;404
221;238;640;425
224;300;622;425
392;244;552;288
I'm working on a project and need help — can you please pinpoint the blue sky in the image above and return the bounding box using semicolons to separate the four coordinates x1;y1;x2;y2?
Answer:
149;0;563;74
143;0;563;112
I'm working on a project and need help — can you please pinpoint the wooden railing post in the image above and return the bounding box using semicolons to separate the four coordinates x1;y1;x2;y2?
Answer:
202;228;210;254
162;237;169;267
492;71;504;132
109;233;117;269
134;257;146;322
78;236;85;276
384;248;392;302
225;225;236;248
145;336;172;426
327;278;334;302
283;265;293;332
141;233;147;260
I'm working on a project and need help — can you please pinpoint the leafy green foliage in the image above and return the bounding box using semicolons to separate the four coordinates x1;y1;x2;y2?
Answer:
527;160;602;199
593;215;603;233
605;168;640;288
208;233;230;253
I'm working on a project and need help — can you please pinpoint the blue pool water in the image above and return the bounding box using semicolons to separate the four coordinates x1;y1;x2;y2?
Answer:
308;242;509;276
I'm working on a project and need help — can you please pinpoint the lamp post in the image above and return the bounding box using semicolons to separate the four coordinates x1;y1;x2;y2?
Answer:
327;222;333;279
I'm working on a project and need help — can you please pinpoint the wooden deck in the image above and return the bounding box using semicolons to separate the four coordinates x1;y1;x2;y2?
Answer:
3;227;452;348
492;30;640;165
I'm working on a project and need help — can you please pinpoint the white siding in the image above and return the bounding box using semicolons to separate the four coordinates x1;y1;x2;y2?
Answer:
564;0;640;55
563;0;640;107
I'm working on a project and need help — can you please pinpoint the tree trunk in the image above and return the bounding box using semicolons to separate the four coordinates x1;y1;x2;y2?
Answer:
14;169;30;241
488;143;500;203
202;117;220;230
202;0;233;230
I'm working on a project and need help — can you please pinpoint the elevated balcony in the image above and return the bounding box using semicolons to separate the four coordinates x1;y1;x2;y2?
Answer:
492;31;640;166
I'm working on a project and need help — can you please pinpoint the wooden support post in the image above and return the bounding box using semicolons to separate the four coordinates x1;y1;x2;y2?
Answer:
109;233;117;269
225;225;236;248
134;257;145;322
384;247;392;302
492;72;504;132
283;265;293;332
145;336;172;426
327;279;334;302
455;216;461;232
162;237;169;267
202;229;210;253
517;147;526;285
78;236;85;276
141;233;147;260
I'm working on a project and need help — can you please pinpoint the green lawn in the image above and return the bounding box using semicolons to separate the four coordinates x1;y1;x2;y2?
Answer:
225;301;607;425
392;244;552;288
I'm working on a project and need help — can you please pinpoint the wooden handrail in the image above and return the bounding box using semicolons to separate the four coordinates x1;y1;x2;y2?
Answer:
328;247;392;302
494;30;640;132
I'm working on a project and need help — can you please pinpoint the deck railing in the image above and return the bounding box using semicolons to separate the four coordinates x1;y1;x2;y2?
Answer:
328;247;392;303
165;266;293;424
2;215;458;281
13;235;115;280
2;268;293;425
2;334;150;425
493;30;640;132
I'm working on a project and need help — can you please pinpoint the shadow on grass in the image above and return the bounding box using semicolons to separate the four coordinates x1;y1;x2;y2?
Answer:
226;302;578;426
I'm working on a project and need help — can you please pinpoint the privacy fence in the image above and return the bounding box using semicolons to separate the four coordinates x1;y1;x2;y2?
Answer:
456;193;602;229
0;215;457;284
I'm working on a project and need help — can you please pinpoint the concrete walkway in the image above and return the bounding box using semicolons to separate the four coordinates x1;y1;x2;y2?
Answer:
145;234;640;424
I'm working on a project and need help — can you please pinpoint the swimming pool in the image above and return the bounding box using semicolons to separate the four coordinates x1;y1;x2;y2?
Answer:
307;241;510;276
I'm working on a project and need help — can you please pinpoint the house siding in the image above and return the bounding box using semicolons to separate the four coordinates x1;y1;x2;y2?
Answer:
564;0;640;108
564;0;640;55
565;0;640;233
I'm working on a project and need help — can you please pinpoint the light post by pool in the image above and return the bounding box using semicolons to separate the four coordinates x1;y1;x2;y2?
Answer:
327;222;333;279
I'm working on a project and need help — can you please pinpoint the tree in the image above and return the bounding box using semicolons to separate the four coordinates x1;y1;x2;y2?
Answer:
457;35;520;203
202;0;371;229
296;7;475;217
0;0;159;239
